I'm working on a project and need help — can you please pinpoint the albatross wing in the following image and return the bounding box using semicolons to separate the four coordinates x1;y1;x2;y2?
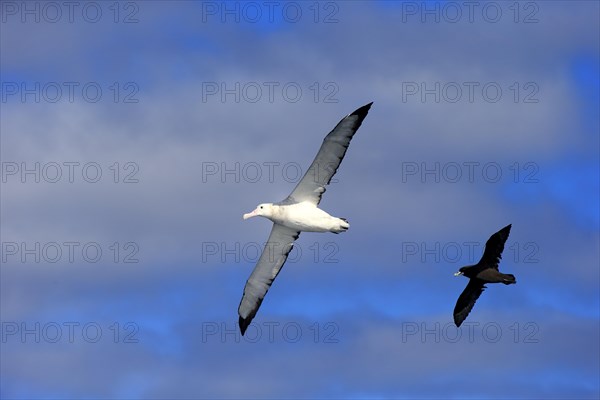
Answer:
238;224;300;335
286;102;373;205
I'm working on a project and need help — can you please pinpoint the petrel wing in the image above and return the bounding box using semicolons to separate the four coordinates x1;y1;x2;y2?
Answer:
453;279;486;327
480;224;512;269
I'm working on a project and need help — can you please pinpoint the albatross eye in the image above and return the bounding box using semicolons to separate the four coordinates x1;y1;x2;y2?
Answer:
260;206;263;209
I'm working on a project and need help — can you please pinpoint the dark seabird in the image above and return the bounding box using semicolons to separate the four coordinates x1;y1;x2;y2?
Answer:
453;224;516;327
238;103;373;335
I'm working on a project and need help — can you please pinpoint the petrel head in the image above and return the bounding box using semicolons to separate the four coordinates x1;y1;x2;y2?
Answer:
454;267;466;277
243;203;274;220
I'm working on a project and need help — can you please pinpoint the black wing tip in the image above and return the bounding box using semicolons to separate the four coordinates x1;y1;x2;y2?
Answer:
486;223;512;248
350;102;373;119
453;307;471;327
453;304;466;327
453;280;485;327
493;224;511;237
454;316;463;327
239;316;252;336
453;304;464;327
453;307;468;327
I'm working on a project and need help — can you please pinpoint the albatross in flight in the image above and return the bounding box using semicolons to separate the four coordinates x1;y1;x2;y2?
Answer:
238;102;373;335
453;224;516;327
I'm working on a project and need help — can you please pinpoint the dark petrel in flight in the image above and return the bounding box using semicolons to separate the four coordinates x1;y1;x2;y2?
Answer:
453;224;516;327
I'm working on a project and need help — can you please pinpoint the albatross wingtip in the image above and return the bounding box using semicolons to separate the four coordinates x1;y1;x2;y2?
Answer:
350;102;373;118
239;316;251;336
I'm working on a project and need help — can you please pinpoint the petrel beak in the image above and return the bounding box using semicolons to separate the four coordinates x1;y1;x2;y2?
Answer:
454;271;463;276
243;209;258;220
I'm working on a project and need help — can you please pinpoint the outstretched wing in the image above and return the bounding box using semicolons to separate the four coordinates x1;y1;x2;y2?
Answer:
480;224;512;269
453;279;486;327
238;224;300;335
285;102;373;205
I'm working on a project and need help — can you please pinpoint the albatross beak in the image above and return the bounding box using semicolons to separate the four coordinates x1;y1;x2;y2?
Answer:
243;209;257;220
454;271;463;276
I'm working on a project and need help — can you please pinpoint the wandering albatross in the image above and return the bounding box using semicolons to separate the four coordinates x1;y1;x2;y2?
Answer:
238;102;373;335
453;224;516;327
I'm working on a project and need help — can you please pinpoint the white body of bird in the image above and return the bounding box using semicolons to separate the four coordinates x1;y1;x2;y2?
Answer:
243;202;349;233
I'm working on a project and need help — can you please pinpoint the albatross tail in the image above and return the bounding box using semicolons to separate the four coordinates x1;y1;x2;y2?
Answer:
332;218;349;234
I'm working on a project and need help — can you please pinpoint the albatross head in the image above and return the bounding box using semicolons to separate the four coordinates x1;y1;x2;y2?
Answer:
243;203;275;220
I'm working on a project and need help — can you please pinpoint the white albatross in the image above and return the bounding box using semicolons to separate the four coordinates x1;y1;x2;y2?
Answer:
238;102;373;335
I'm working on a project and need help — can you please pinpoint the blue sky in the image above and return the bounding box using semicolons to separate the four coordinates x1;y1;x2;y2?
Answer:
1;1;599;399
